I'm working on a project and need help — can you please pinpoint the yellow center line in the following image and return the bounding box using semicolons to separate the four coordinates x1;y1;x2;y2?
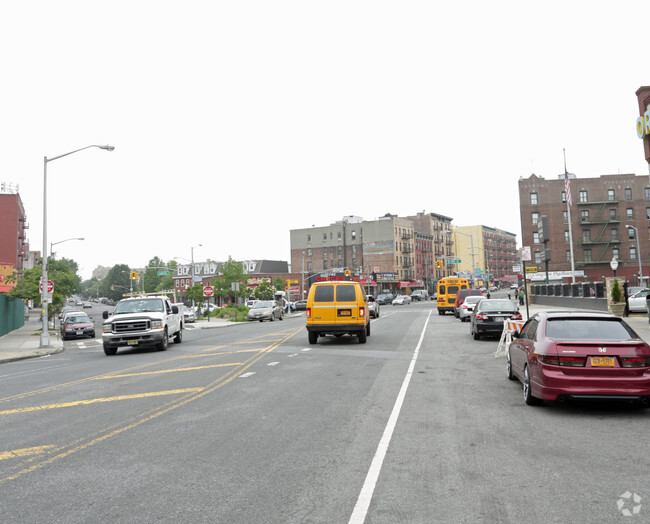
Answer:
0;389;204;415
95;363;243;379
0;446;56;461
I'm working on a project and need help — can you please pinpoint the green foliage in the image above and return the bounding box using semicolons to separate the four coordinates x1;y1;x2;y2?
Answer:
7;259;80;318
214;304;249;322
611;279;622;303
99;264;131;301
186;284;205;305
254;280;275;300
273;277;284;291
221;260;248;302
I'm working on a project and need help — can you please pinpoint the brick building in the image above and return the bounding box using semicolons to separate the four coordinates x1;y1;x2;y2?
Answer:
0;187;34;292
519;172;650;285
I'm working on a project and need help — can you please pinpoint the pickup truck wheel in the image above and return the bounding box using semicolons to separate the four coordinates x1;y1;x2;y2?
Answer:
103;343;117;356
157;329;169;351
174;329;182;344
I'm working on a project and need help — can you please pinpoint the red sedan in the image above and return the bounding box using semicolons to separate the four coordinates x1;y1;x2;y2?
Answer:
507;311;650;406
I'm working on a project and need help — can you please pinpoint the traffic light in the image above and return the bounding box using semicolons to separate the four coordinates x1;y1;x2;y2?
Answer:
436;260;444;268
130;272;139;280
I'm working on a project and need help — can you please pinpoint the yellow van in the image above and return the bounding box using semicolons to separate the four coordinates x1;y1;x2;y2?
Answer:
306;279;370;344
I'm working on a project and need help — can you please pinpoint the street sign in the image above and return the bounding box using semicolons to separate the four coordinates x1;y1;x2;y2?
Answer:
521;246;532;261
513;265;521;272
525;266;538;273
446;259;461;264
39;280;54;293
203;286;214;297
157;270;170;276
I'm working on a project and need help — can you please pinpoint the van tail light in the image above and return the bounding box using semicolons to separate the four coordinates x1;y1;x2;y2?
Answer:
359;307;366;317
510;313;522;320
306;308;311;318
620;356;650;368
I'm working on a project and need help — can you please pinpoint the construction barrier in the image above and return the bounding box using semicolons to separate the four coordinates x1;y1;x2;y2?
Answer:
494;319;525;358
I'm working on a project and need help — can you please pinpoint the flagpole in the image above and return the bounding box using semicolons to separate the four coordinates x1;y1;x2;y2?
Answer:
564;148;576;284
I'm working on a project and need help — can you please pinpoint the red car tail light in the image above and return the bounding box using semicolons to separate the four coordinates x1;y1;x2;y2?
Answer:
510;313;522;320
359;307;365;317
537;354;559;365
558;355;587;367
306;308;311;318
620;356;650;368
476;313;489;320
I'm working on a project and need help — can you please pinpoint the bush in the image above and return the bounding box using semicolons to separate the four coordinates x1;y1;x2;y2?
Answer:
611;279;622;303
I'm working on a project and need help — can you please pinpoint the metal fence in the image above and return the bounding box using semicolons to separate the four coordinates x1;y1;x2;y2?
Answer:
0;295;26;337
529;282;607;311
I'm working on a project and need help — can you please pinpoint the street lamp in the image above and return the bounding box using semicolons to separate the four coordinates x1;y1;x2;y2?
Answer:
625;225;643;286
610;256;619;278
302;251;305;299
50;237;84;257
41;144;114;348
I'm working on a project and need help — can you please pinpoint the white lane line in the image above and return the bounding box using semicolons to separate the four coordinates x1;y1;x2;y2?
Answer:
288;353;299;358
268;362;279;366
239;372;256;378
349;309;432;524
301;348;311;352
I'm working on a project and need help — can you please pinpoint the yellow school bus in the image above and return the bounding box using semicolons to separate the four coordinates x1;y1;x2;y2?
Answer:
436;276;469;315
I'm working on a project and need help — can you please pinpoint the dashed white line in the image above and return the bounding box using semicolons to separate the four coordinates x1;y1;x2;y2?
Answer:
239;372;256;378
268;362;279;366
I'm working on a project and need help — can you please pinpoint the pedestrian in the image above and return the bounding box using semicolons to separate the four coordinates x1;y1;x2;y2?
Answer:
519;289;524;306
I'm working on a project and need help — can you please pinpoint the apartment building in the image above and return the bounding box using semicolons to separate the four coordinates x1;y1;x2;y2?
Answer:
519;172;650;284
0;187;32;274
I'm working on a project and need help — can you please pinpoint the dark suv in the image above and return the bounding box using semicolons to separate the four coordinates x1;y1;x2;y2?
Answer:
376;293;394;305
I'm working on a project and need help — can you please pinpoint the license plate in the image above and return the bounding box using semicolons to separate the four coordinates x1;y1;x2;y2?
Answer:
338;310;351;317
127;339;139;346
76;330;83;335
591;356;615;367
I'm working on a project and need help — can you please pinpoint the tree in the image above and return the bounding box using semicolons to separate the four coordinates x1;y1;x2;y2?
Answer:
156;260;177;292
254;280;275;300
221;259;247;304
611;279;622;303
99;264;131;301
273;277;285;291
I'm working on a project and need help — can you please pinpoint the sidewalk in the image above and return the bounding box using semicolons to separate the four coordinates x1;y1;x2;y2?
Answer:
0;311;305;365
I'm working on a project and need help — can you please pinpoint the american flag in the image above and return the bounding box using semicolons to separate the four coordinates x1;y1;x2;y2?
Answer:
565;170;572;206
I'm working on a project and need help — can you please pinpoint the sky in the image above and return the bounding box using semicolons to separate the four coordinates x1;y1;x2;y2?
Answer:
2;1;649;280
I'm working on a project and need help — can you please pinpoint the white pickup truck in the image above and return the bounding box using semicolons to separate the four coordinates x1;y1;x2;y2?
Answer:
102;296;183;356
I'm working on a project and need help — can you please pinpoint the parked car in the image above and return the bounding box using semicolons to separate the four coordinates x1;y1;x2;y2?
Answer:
367;295;380;318
60;312;95;340
392;295;411;306
469;299;521;340
247;300;284;322
376;293;394;305
82;301;92;309
177;304;195;323
508;310;650;406
410;290;428;301
454;288;483;318
292;300;307;311
458;295;483;322
627;286;649;297
628;289;649;312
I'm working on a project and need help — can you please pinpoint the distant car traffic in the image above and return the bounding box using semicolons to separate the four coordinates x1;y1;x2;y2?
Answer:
508;310;650;406
469;299;521;340
458;295;483;322
628;290;649;312
174;304;195;323
292;300;307;311
367;295;380;318
392;295;411;306
376;294;394;305
247;300;283;322
454;289;483;318
60;312;95;340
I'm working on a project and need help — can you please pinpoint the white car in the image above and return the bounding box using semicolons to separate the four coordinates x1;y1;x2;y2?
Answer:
392;295;412;306
458;295;483;321
628;290;649;312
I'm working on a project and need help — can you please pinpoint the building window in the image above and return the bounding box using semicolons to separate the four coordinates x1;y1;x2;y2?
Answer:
627;208;634;220
579;190;588;203
566;250;571;262
532;212;539;225
330;232;333;239
611;228;618;241
646;187;650;200
323;260;328;269
565;231;570;242
561;191;567;203
610;208;617;220
563;211;568;224
351;230;356;240
584;249;592;261
530;192;538;205
338;246;342;254
352;258;357;267
631;247;637;260
647;207;650;219
307;234;311;242
323;233;327;241
308;262;312;272
613;248;619;259
337;231;341;239
608;189;615;201
628;227;636;240
533;232;539;244
580;210;589;223
582;230;591;242
307;248;312;257
625;188;633;201
338;259;342;267
534;251;541;264
352;245;357;254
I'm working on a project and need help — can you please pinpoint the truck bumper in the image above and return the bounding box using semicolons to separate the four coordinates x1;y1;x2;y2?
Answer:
102;330;165;348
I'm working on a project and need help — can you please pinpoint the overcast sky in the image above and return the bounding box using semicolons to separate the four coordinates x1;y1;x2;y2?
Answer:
2;1;649;280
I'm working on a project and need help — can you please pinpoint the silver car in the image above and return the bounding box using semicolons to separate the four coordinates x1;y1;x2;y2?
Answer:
628;290;649;313
367;295;380;318
458;295;483;321
247;300;284;322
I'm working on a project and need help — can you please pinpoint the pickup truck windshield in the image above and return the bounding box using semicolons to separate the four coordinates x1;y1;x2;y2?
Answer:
113;298;165;314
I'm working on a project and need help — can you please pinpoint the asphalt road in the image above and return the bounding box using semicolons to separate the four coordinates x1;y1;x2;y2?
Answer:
1;299;648;523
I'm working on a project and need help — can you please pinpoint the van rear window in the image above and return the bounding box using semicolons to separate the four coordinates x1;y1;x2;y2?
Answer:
314;285;334;302
336;285;357;302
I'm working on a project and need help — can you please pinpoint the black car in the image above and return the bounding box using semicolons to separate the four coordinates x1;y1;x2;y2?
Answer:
376;293;394;305
293;300;307;311
469;299;521;340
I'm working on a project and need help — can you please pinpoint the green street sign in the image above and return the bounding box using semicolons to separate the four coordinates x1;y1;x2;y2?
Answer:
157;270;170;276
446;259;461;264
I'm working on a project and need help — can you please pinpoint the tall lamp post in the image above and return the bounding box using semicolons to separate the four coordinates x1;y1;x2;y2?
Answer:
41;144;114;348
625;225;643;285
50;237;84;257
301;251;305;299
